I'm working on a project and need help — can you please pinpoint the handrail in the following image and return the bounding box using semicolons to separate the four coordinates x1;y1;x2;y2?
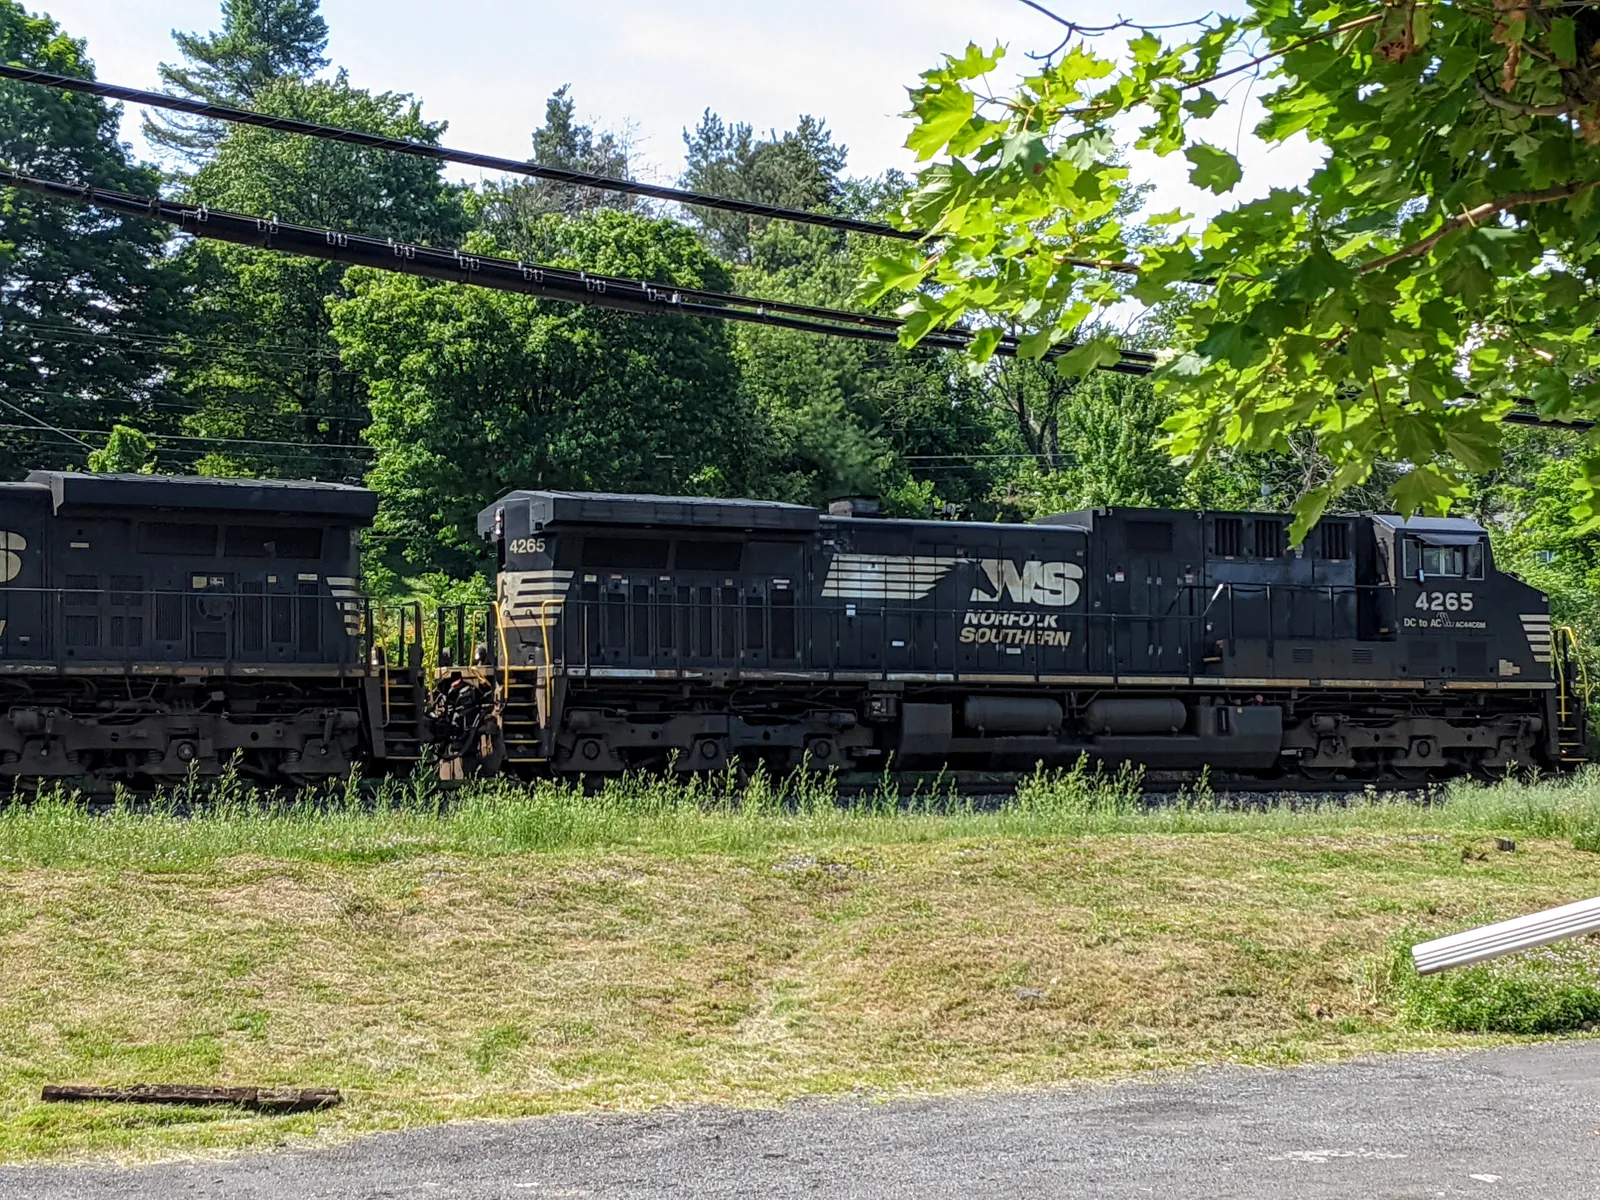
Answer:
494;601;512;695
1558;625;1590;701
1556;625;1590;738
539;598;558;723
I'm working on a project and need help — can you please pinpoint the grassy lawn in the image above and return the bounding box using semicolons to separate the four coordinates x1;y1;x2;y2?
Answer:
4;764;1600;1163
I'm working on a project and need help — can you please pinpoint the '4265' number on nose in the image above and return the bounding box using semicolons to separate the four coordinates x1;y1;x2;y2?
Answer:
1416;591;1473;612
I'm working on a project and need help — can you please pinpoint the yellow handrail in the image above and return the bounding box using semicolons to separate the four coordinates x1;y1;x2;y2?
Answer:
539;599;558;722
494;600;511;696
1557;625;1590;732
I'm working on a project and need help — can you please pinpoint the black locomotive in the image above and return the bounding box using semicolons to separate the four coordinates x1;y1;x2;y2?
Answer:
0;470;1583;788
0;471;426;784
450;489;1585;784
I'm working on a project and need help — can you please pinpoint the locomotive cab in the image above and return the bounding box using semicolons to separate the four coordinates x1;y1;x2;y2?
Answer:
1368;515;1542;685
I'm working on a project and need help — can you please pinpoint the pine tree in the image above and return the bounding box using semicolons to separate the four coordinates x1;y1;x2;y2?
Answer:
679;113;846;263
0;1;180;480
143;0;329;162
472;87;635;256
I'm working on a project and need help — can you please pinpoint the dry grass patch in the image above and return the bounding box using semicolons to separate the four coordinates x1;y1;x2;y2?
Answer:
5;796;1600;1162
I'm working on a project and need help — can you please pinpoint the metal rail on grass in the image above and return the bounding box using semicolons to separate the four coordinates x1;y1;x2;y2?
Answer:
1411;896;1600;974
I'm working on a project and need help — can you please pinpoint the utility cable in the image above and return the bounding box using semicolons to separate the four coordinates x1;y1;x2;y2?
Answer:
0;168;1159;374
0;63;919;242
0;63;1153;277
2;169;1584;432
0;393;95;449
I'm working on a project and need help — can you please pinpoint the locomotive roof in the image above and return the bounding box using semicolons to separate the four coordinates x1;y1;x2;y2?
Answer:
482;490;819;536
24;471;379;520
477;490;1497;543
1372;513;1487;544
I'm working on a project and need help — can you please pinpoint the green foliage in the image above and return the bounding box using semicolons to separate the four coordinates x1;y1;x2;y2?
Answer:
470;86;636;245
145;0;330;160
680;112;847;262
1469;427;1600;685
1388;936;1600;1035
0;1;181;481
994;374;1186;516
13;764;1600;869
1010;755;1144;818
332;210;751;574
87;425;156;474
867;8;1600;530
170;73;466;482
732;219;1000;514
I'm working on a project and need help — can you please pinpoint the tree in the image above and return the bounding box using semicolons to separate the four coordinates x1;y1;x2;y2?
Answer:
471;86;635;251
170;74;466;481
87;425;156;474
865;6;1600;537
0;2;180;480
715;151;1003;515
680;113;847;262
144;0;329;161
330;212;754;575
989;373;1185;515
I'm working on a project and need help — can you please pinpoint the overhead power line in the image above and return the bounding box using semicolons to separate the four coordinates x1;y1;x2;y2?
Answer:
0;393;94;449
0;168;1160;375
0;170;1582;435
0;63;921;243
0;63;1147;278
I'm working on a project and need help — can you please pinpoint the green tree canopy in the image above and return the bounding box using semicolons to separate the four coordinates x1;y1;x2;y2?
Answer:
87;425;157;474
733;216;1000;516
331;211;754;575
472;86;636;248
681;112;848;262
171;73;466;480
866;3;1600;537
145;0;329;160
0;1;179;480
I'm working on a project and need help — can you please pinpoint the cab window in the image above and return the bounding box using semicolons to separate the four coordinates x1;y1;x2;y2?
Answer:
1420;544;1464;578
1409;539;1486;580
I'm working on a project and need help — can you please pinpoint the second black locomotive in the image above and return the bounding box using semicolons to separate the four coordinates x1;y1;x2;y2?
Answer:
456;490;1581;783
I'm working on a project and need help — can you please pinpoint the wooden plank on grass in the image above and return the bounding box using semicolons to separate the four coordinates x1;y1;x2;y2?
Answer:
41;1084;340;1112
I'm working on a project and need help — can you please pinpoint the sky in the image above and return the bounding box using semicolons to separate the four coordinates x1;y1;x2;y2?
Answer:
39;0;1324;224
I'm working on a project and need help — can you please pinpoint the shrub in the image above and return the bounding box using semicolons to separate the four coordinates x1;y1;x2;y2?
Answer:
1388;934;1600;1035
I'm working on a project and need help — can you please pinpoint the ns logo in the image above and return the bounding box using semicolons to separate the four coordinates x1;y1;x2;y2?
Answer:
0;531;23;585
969;559;1083;608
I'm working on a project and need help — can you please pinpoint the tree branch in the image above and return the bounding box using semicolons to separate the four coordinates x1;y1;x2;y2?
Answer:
1013;0;1215;36
1052;252;1145;276
1357;179;1600;274
1183;12;1386;93
1055;12;1386;121
1472;76;1576;117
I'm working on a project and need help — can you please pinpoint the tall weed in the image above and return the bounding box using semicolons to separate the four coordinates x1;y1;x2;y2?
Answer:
5;761;1600;869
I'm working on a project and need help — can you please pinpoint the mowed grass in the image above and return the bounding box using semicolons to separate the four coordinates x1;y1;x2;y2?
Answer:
4;763;1600;1163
